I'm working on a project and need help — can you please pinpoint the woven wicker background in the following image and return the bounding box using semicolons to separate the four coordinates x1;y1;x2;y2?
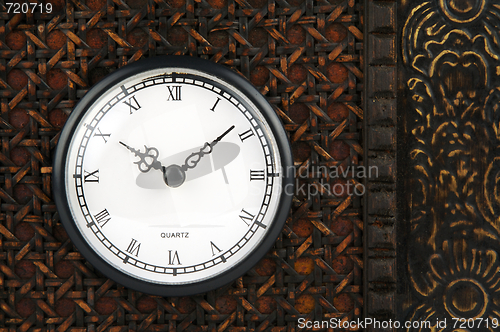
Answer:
0;0;363;330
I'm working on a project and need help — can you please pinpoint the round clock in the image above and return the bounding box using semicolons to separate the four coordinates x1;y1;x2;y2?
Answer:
53;56;294;296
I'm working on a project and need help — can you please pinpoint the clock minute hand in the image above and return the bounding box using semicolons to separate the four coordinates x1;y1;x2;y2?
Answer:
119;141;163;173
162;126;235;188
180;125;235;172
213;125;236;146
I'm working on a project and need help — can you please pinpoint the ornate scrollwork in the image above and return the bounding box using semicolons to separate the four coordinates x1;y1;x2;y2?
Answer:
403;0;500;326
407;239;500;331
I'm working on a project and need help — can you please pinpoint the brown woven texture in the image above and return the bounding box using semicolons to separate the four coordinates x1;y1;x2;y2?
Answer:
0;0;363;330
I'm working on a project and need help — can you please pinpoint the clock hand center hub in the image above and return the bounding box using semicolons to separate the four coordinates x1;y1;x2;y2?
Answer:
163;164;186;188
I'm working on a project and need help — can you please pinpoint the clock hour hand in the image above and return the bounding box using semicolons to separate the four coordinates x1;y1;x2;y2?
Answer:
119;142;185;188
119;142;163;173
163;126;235;188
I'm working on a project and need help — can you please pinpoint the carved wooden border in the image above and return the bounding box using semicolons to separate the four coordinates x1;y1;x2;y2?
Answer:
398;0;500;328
364;0;397;329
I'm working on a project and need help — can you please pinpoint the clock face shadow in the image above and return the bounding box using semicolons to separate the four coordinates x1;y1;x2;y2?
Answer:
89;84;261;228
135;142;240;189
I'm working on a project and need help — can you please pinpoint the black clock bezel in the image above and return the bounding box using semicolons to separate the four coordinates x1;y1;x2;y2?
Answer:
53;56;294;296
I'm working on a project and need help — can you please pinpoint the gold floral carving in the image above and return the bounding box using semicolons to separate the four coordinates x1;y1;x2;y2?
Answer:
402;0;500;330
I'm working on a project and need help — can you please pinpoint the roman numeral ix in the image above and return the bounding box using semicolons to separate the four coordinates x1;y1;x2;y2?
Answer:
84;169;99;183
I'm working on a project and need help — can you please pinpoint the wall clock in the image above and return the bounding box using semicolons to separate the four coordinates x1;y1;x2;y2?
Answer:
53;56;294;296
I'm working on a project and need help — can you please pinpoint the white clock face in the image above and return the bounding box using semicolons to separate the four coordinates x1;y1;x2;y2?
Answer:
62;67;285;285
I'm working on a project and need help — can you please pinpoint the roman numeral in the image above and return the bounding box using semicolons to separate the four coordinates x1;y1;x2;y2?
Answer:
84;169;99;183
168;250;181;265
126;238;141;257
238;129;254;142
210;97;221;112
250;169;265;181
239;209;255;226
93;208;111;227
210;241;222;256
239;209;267;229
167;86;182;101
123;96;141;114
94;128;111;143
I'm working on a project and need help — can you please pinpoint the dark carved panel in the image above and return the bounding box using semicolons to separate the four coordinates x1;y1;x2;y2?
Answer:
364;0;397;328
400;0;500;329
